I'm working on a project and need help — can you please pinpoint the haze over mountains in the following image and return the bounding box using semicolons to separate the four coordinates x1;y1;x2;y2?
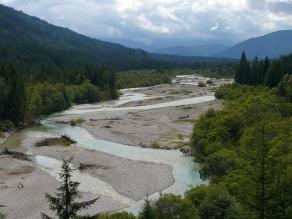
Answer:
0;4;235;78
0;3;291;66
154;44;229;57
215;30;292;59
106;31;292;59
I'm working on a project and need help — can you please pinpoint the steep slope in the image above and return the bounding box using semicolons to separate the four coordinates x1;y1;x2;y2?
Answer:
0;4;154;72
216;30;292;59
0;4;235;78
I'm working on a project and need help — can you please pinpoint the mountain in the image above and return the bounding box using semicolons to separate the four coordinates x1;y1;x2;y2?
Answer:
102;38;153;51
153;44;228;57
216;30;292;59
0;4;163;73
0;4;235;80
104;37;234;53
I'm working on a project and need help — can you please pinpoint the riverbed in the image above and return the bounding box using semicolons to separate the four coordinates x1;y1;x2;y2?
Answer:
0;76;231;218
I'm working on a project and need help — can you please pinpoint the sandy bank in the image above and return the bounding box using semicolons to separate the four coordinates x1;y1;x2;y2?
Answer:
50;83;223;149
0;156;127;219
26;144;175;201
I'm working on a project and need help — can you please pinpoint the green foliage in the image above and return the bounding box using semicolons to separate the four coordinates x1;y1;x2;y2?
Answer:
136;189;241;219
70;118;85;126
42;157;99;219
192;84;292;219
235;52;250;84
186;184;244;219
26;83;71;120
0;5;236;83
0;64;26;126
117;66;235;89
36;135;76;147
139;197;156;219
0;63;118;127
265;61;283;88
278;74;292;102
150;142;161;149
138;194;199;219
153;194;199;219
234;53;292;88
86;212;137;219
116;69;172;89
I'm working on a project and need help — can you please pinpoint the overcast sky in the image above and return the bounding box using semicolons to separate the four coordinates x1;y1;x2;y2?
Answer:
1;0;292;46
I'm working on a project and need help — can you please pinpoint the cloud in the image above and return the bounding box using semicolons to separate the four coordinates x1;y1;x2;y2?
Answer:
0;0;292;45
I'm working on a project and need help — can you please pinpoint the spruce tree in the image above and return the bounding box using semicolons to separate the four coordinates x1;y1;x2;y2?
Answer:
5;65;26;125
251;57;260;85
108;69;117;99
138;196;155;219
42;157;99;219
235;52;250;84
265;61;283;88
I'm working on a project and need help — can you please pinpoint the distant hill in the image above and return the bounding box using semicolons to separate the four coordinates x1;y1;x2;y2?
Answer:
102;38;153;51
0;4;156;72
0;4;235;80
154;44;228;57
216;30;292;59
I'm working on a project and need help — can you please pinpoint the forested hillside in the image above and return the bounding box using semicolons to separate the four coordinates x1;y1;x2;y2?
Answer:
0;4;236;129
0;64;117;129
0;4;235;83
235;53;292;88
216;30;292;59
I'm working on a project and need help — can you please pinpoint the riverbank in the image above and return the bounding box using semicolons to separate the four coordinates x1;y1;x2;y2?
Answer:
0;76;231;218
0;155;128;219
51;82;227;149
1;135;174;218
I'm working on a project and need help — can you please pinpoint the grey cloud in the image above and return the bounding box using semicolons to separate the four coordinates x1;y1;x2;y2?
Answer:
269;1;292;14
0;0;292;46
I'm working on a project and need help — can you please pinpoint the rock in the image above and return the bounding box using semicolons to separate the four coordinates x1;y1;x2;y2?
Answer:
17;183;24;189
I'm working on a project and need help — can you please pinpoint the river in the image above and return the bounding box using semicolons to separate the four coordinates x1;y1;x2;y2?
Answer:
2;87;212;214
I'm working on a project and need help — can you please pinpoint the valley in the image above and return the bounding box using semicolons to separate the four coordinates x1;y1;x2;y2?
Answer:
0;75;231;218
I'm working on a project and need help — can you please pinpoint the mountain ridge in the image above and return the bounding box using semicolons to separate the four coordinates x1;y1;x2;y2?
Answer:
215;30;292;59
153;44;229;57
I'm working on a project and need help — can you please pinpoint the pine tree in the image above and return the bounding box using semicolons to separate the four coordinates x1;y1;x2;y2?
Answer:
251;57;261;85
108;69;117;99
138;196;156;219
235;52;250;84
42;157;99;219
265;61;283;88
5;65;26;125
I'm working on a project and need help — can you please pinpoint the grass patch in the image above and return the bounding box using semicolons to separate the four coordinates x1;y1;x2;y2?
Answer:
8;166;34;175
0;131;4;138
151;142;161;149
182;89;193;95
70;118;85;126
178;134;184;141
36;135;76;147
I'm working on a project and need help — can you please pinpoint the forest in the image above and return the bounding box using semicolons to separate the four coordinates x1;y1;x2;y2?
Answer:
235;53;292;88
0;64;117;129
80;54;292;219
1;2;292;219
117;66;235;89
0;4;236;81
